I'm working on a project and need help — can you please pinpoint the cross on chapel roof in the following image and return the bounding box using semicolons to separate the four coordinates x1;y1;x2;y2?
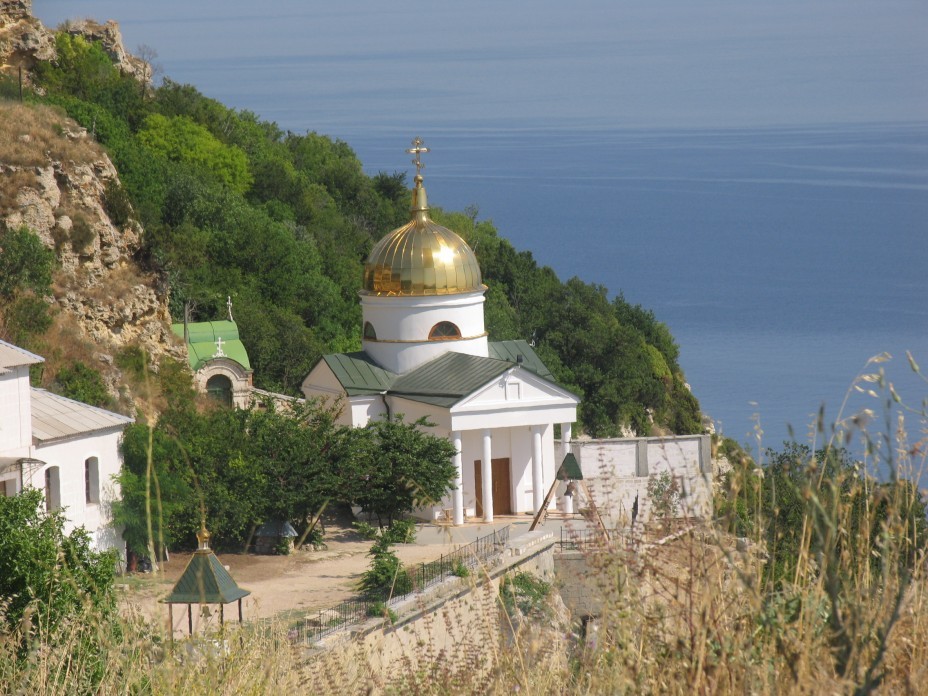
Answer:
214;336;225;358
406;136;429;176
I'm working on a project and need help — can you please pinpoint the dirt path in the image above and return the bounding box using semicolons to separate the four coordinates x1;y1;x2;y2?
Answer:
118;523;494;633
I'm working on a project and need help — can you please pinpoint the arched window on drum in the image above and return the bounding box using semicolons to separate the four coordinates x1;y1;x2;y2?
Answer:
428;321;461;341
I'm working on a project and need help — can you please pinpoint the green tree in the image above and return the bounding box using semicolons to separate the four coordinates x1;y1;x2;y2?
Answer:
138;113;253;194
114;423;195;556
347;416;458;528
0;488;118;640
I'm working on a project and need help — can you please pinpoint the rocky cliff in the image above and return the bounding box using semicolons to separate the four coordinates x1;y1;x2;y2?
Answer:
0;101;184;397
0;0;182;406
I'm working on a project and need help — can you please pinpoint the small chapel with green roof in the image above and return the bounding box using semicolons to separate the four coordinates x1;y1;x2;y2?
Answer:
302;139;580;526
171;310;254;408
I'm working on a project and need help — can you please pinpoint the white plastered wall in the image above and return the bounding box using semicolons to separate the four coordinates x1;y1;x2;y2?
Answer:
0;365;32;453
30;428;125;556
570;435;712;529
361;290;488;374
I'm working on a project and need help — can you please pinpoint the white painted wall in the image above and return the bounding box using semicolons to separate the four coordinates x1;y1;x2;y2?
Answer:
361;290;488;374
0;366;32;453
570;435;712;529
28;429;125;556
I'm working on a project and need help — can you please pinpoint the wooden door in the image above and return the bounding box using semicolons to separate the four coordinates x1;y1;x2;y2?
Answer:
474;458;512;516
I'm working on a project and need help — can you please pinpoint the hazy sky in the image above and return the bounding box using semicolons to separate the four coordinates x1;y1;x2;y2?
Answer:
36;0;928;133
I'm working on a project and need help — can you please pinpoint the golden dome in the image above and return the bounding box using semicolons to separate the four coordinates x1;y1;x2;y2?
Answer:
362;172;483;296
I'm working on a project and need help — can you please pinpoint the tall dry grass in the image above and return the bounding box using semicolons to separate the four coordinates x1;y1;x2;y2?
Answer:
0;101;102;168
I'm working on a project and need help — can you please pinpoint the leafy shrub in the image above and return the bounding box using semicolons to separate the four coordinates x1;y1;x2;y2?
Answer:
365;600;397;623
359;538;412;599
647;471;681;520
52;361;112;408
352;520;379;541
382;518;417;544
4;293;52;346
301;524;326;550
0;488;118;677
138;113;253;194
0;226;54;298
500;572;550;616
115;345;147;378
452;560;470;578
69;215;96;253
103;179;133;227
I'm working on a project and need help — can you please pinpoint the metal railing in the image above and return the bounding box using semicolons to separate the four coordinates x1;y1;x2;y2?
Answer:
299;524;510;643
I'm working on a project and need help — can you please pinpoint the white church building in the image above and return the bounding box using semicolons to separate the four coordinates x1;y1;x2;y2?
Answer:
303;142;580;525
0;340;132;554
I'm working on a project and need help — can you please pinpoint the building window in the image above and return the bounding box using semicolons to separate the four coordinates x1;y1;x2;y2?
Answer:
363;321;377;340
85;457;100;504
44;466;60;512
428;321;461;341
206;374;234;406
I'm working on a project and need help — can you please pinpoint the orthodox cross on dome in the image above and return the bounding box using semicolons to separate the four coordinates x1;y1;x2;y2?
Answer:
214;336;225;358
406;136;430;176
226;295;234;322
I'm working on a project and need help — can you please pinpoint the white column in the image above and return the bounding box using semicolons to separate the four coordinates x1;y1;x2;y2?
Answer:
452;431;464;526
531;425;544;513
562;422;572;453
481;429;493;522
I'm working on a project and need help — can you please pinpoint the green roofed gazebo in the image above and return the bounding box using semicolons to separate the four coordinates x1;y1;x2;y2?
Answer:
162;528;250;637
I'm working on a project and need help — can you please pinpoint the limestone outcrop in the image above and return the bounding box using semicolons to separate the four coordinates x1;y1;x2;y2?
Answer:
62;18;149;82
1;102;184;397
0;0;55;81
0;0;150;86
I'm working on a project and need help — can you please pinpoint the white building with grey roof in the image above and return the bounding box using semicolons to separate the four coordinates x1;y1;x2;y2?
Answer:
0;339;132;555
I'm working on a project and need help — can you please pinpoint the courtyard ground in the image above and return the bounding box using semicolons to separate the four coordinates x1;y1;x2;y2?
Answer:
117;515;542;635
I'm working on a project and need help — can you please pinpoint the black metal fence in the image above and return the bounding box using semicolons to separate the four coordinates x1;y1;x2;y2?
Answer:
298;524;510;643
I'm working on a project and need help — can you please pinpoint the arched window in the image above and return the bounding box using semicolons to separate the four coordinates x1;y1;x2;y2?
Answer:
85;457;100;504
45;466;60;512
428;321;462;341
363;321;377;340
206;374;234;407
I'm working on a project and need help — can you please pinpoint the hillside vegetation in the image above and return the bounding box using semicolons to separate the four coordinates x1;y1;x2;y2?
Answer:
0;27;700;436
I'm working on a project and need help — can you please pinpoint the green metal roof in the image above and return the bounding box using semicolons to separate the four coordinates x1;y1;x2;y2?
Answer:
558;452;583;480
391;352;512;407
171;321;252;372
488;340;554;380
317;339;566;408
162;549;250;605
322;352;396;396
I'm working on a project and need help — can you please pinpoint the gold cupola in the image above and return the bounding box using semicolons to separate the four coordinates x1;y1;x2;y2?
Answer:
362;138;483;297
